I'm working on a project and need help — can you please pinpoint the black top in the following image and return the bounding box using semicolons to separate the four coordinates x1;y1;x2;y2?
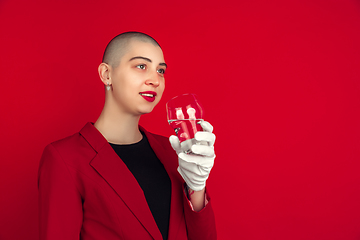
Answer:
109;133;171;240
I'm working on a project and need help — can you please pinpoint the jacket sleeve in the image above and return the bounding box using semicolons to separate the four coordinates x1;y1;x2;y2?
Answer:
38;143;83;240
183;188;217;240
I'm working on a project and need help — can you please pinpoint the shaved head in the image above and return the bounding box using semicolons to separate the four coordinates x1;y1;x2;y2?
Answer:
102;32;161;68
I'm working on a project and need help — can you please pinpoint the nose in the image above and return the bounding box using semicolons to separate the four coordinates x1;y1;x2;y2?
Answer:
145;70;160;87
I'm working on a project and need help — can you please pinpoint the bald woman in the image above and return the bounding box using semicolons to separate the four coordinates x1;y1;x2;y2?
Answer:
38;32;217;240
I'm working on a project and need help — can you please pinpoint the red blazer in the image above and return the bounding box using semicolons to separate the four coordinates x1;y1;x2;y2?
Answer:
38;122;216;240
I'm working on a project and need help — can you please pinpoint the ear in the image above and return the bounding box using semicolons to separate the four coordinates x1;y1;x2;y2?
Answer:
98;63;112;85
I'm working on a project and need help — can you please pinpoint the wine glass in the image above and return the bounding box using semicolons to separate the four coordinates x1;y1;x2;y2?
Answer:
166;93;204;153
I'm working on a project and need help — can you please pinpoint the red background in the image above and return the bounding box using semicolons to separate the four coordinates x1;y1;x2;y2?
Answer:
1;0;360;239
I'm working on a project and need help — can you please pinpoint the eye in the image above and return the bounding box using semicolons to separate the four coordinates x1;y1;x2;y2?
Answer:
136;64;146;70
157;68;166;74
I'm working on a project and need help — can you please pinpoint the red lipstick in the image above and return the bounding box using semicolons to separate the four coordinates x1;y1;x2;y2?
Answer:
139;91;157;102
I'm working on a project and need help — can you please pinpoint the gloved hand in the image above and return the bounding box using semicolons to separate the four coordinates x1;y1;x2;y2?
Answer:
169;121;216;191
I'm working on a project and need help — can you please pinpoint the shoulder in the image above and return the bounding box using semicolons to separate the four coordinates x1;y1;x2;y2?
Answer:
40;123;98;167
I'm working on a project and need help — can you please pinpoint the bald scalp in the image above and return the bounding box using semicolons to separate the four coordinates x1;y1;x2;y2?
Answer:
102;32;161;69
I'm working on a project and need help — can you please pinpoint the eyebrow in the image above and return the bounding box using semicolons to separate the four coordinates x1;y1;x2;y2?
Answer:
129;56;167;68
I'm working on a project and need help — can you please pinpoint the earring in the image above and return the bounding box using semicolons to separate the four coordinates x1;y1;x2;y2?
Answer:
106;82;111;91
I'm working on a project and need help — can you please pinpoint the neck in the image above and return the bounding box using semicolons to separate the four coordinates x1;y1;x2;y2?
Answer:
94;100;143;145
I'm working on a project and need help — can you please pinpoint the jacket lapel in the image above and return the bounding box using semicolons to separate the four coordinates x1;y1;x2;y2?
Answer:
80;123;162;240
142;127;185;240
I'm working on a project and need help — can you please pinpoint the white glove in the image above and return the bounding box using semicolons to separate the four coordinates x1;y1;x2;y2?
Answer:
169;121;216;191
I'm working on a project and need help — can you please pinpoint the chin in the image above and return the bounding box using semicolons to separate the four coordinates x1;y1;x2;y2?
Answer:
138;106;156;115
136;98;161;115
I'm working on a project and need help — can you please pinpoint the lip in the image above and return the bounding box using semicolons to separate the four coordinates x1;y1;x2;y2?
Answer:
139;91;157;102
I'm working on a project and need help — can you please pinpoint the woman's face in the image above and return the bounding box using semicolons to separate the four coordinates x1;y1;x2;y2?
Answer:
109;40;167;116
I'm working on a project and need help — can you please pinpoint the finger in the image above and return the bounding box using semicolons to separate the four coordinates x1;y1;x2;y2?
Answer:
195;132;216;146
179;153;198;164
169;135;182;154
199;121;213;133
179;153;215;168
178;164;210;181
179;161;210;177
191;145;215;157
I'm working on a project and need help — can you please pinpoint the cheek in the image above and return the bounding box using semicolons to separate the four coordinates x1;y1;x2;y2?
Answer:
160;80;165;93
114;76;138;93
158;85;165;99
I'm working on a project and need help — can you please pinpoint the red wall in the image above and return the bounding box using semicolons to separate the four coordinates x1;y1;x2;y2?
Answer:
1;0;360;239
